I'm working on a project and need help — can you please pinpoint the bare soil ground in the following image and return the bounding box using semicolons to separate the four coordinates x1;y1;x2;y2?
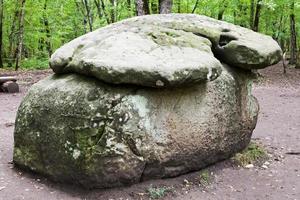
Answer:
0;64;299;200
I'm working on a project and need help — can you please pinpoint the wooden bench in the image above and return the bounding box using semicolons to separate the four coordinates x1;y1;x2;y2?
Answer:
0;76;19;93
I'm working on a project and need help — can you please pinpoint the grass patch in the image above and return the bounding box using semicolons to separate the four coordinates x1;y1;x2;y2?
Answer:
232;142;267;167
21;58;49;70
199;169;210;185
146;185;173;199
3;58;49;70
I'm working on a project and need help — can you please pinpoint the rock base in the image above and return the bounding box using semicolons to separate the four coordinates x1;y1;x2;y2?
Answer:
14;65;258;188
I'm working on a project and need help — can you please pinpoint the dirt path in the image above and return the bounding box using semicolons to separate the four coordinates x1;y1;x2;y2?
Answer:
0;64;299;200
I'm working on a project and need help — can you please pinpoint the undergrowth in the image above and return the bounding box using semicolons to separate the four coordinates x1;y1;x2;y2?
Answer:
199;169;211;185
147;185;173;199
3;57;49;70
232;142;268;166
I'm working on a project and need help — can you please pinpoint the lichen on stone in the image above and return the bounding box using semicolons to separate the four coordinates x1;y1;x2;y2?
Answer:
14;14;282;189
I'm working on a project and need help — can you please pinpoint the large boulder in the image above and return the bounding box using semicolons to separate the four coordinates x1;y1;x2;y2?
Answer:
50;14;281;88
14;14;281;188
14;65;258;188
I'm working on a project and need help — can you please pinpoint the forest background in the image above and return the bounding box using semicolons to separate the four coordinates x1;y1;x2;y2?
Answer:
0;0;299;70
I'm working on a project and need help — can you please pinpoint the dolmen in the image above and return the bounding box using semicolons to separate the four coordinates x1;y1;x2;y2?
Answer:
13;14;282;188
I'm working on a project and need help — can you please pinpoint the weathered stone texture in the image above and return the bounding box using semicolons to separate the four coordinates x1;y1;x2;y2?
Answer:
14;65;258;188
50;14;281;88
14;14;281;188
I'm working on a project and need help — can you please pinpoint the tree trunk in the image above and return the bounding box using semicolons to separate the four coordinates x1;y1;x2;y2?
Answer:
83;0;93;32
109;0;117;23
249;0;254;29
15;0;26;71
74;0;86;33
159;0;172;14
253;0;262;32
94;0;102;18
94;0;111;24
75;0;93;32
176;0;181;13
274;13;284;42
192;0;200;14
136;0;149;16
282;52;287;74
296;55;300;69
0;0;3;68
8;7;19;67
289;0;297;65
43;0;52;57
127;0;132;16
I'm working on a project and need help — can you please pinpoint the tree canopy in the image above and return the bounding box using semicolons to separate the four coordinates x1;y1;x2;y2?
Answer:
0;0;299;69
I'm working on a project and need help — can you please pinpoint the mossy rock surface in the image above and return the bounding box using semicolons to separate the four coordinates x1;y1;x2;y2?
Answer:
50;14;282;88
14;65;259;188
14;14;281;188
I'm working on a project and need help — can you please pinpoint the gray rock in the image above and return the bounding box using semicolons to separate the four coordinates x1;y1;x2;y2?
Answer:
14;64;259;188
50;14;282;87
14;14;282;189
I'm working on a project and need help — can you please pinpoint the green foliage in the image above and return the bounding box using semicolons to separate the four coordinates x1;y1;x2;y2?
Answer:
1;0;299;69
199;169;210;185
232;142;267;166
147;185;173;199
20;57;49;70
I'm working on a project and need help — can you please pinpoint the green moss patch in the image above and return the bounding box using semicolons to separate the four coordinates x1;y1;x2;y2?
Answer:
232;142;268;167
146;185;174;199
199;169;211;185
